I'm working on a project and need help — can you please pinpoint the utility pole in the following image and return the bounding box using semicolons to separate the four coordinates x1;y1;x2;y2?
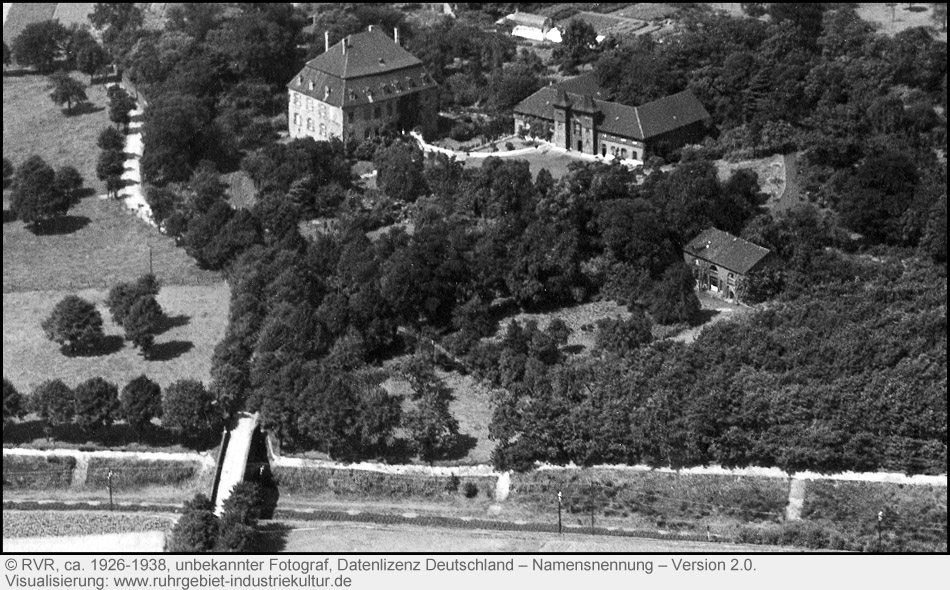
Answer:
589;481;595;530
557;490;563;535
147;243;153;275
108;470;114;512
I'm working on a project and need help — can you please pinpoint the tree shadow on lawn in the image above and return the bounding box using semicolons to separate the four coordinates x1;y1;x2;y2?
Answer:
148;340;194;361
256;522;293;552
28;215;91;236
155;314;190;336
690;308;721;327
63;103;105;117
439;433;478;462
61;334;125;357
3;209;15;223
562;344;586;355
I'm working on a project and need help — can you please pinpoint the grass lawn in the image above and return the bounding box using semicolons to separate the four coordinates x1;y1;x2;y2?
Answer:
4;73;221;292
2;283;230;393
380;368;496;466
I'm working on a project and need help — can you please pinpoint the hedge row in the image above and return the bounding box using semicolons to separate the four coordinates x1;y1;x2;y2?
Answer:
3;455;76;489
509;470;790;529
85;457;203;490
273;466;496;500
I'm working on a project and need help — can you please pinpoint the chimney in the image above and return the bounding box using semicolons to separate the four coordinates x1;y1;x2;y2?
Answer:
324;31;329;52
368;25;374;32
394;27;399;46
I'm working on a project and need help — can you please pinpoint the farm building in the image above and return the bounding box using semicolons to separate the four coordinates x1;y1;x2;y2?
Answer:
514;73;711;162
497;11;562;43
683;228;778;303
287;27;439;142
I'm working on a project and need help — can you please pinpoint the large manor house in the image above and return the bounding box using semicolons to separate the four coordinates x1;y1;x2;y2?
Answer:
287;27;439;142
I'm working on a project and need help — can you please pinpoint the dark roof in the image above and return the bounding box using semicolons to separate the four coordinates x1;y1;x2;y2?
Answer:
684;228;772;275
288;29;437;108
636;90;711;138
304;29;422;80
513;74;710;141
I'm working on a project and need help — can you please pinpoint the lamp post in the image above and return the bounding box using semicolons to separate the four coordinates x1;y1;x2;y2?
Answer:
107;470;114;512
557;491;563;535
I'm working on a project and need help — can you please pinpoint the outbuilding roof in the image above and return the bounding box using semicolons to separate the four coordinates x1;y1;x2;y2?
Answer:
513;73;709;141
684;228;773;275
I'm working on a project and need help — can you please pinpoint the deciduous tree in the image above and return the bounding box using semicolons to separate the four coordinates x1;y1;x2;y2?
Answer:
121;375;162;438
12;20;68;73
73;377;120;433
48;72;88;114
41;295;105;354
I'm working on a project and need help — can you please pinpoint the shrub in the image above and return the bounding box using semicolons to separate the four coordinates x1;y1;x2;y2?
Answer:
214;520;258;553
3;378;24;424
221;481;263;526
106;274;161;328
168;500;219;553
41;295;105;354
594;313;653;357
463;482;479;498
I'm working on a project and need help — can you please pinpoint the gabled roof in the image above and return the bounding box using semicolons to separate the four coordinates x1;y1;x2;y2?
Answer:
636;90;711;139
305;29;422;80
288;28;437;108
684;228;772;275
499;12;552;30
513;74;710;141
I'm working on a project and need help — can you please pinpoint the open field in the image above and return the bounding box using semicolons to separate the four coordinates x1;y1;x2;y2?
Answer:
2;510;174;538
608;3;680;21
3;195;222;292
2;3;57;42
4;74;111;194
2;283;229;393
857;3;947;41
4;74;221;292
280;519;793;552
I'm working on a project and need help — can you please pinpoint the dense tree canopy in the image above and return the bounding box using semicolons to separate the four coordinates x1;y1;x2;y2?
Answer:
41;295;105;354
12;20;68;73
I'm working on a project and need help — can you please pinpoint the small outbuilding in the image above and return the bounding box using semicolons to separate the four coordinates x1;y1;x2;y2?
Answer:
683;228;777;303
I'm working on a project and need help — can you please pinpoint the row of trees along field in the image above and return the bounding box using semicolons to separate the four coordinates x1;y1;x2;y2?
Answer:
3;374;219;444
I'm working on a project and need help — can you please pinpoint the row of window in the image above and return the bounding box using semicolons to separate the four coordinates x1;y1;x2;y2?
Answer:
292;113;328;137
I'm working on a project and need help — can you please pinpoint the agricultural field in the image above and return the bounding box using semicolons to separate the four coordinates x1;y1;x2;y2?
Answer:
801;480;948;552
509;469;790;532
3;454;76;490
2;510;174;538
2;3;57;42
2;283;229;393
51;3;95;28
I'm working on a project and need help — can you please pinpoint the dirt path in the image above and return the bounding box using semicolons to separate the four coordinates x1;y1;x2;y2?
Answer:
786;479;807;521
773;152;805;212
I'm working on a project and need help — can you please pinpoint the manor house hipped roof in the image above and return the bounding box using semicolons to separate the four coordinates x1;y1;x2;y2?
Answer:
288;29;437;109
